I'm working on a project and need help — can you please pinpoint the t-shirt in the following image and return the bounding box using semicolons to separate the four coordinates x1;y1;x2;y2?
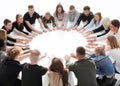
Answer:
23;12;40;24
21;63;48;86
2;26;14;34
0;58;22;86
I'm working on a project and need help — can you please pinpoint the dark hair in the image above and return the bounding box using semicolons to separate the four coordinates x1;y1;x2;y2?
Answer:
111;19;120;29
83;6;90;10
69;5;75;10
4;19;11;25
76;46;86;57
49;58;68;86
28;5;34;9
55;4;65;18
0;38;5;50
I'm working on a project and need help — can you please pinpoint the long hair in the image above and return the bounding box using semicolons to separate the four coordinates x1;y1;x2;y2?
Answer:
16;14;24;30
49;58;68;86
55;4;65;18
107;35;120;49
94;12;102;25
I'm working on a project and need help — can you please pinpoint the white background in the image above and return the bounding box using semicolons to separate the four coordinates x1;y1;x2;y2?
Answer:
0;0;120;27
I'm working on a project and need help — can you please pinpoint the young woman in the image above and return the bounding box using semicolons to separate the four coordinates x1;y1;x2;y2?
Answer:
48;57;69;86
54;3;66;29
42;12;56;30
106;35;120;73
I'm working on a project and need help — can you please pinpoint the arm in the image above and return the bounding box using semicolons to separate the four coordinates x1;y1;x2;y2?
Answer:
51;16;56;27
74;14;82;26
97;29;110;37
37;18;46;29
92;25;104;33
73;11;80;26
84;19;94;30
42;18;49;28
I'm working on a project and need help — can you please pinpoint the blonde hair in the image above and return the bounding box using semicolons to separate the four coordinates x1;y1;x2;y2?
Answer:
107;35;120;49
94;46;105;55
102;17;111;30
30;49;40;61
6;46;22;59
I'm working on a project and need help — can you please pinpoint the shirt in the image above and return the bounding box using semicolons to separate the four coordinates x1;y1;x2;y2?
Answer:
2;26;14;34
23;12;40;24
21;63;48;86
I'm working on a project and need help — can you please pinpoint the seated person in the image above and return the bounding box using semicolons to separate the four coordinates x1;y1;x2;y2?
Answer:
54;3;66;29
65;5;80;29
0;46;22;86
0;38;6;61
74;6;94;28
23;5;47;33
48;57;69;86
13;14;35;38
65;46;98;86
89;46;115;86
42;12;56;30
21;49;48;86
106;35;120;73
1;19;27;47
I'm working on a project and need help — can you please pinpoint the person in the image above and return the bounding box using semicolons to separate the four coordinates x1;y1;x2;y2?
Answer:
0;38;6;61
89;46;115;86
48;57;69;86
1;19;27;46
106;35;120;73
74;6;94;27
54;3;66;29
0;46;22;86
42;12;56;30
65;5;80;29
23;5;47;33
65;46;98;86
13;14;35;38
21;49;48;86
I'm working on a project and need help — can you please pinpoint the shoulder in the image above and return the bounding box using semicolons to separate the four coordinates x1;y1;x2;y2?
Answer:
90;12;94;15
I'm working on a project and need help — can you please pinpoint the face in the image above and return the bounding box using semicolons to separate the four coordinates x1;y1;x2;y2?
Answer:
94;14;100;21
5;23;12;30
57;7;62;13
18;16;23;23
70;9;75;15
28;8;34;15
45;14;50;20
83;10;90;16
109;23;116;32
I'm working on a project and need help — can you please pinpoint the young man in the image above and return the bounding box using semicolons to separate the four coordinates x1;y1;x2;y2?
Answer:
21;49;48;86
23;5;47;33
65;46;98;86
75;6;93;27
65;5;80;29
1;19;27;46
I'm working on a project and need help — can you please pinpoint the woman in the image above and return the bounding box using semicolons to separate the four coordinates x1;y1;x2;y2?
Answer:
48;58;69;86
42;12;56;30
54;3;66;29
0;46;22;86
106;35;120;73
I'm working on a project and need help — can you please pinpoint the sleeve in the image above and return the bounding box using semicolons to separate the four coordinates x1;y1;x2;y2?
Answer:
51;16;56;27
66;61;75;71
84;19;94;29
40;66;48;75
7;36;16;42
97;29;110;37
35;12;40;19
42;17;49;28
64;13;69;27
74;13;82;26
73;11;80;26
23;13;29;21
92;25;104;33
7;42;14;46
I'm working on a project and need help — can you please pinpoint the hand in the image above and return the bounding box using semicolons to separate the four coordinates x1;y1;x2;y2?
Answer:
64;55;70;62
43;29;47;32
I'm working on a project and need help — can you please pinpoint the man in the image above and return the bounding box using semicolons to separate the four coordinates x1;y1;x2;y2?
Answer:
65;5;80;28
23;5;47;33
65;46;98;86
21;49;48;86
75;6;93;27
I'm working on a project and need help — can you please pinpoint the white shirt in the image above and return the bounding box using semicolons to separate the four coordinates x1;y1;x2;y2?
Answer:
106;48;120;73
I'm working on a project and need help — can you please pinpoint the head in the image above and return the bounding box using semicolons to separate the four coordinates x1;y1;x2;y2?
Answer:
6;46;22;61
83;6;90;16
45;12;51;20
94;12;102;23
30;49;40;64
49;57;68;86
55;4;65;14
16;14;23;23
69;5;75;15
4;19;12;30
76;47;86;60
110;19;120;33
0;38;5;50
94;46;105;56
102;17;111;30
28;5;34;15
107;35;120;49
